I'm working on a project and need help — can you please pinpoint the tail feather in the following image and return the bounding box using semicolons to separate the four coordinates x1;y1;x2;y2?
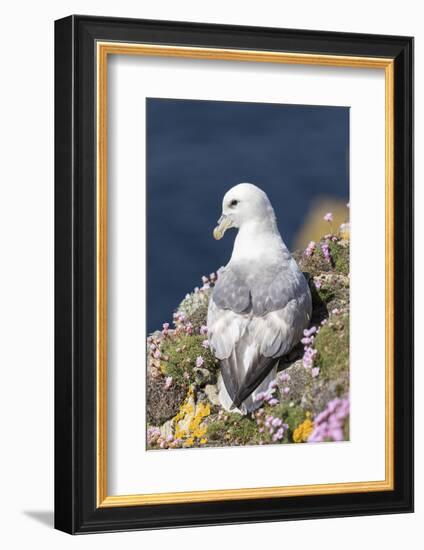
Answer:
231;356;279;410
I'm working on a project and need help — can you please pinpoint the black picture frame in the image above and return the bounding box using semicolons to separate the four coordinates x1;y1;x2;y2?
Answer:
55;14;414;534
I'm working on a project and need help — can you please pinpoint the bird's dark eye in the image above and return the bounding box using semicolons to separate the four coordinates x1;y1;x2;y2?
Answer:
230;199;238;207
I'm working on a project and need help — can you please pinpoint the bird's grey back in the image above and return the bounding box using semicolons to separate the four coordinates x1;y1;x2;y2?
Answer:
212;256;309;317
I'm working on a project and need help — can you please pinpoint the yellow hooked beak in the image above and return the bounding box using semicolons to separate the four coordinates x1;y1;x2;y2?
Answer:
213;214;233;240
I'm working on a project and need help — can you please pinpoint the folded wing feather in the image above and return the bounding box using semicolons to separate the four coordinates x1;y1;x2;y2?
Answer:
207;262;311;412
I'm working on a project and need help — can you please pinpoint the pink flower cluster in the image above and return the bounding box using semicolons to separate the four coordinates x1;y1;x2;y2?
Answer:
147;333;164;378
253;379;279;406
147;426;182;449
255;409;288;442
304;240;316;257
147;273;219;382
194;272;217;293
301;326;319;377
200;325;210;348
308;397;349;443
321;242;331;263
277;371;291;396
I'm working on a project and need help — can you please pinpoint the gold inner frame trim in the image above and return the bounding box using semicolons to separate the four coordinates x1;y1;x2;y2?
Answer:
96;42;395;508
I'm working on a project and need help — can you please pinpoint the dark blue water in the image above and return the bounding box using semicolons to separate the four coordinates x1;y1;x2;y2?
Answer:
147;98;349;333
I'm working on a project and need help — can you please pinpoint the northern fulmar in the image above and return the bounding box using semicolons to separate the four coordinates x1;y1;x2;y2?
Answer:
207;183;312;414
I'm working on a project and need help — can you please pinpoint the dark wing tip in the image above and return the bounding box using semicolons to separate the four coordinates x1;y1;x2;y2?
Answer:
231;356;279;410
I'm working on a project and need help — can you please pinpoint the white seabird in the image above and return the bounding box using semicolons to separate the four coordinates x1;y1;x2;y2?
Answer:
207;183;312;414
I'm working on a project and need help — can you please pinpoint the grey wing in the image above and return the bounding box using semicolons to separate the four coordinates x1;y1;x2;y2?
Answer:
207;261;312;410
250;257;311;316
207;297;247;360
231;292;312;409
207;298;249;404
211;266;251;314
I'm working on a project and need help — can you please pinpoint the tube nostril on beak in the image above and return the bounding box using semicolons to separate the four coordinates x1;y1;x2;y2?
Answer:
213;214;232;240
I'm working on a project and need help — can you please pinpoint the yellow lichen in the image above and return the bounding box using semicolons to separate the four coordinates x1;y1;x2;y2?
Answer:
172;388;211;445
293;413;314;443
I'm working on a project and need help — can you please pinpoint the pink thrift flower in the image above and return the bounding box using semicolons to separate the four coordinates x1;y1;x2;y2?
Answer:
303;326;317;337
304;241;316;257
196;356;204;368
164;376;173;389
311;367;320;378
324;212;333;222
202;339;210;349
254;391;265;402
321;242;331;263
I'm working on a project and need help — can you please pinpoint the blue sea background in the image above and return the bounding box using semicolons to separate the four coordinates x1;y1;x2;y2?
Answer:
147;98;349;333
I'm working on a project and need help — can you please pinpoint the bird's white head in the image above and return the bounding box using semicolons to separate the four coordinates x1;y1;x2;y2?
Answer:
213;183;277;240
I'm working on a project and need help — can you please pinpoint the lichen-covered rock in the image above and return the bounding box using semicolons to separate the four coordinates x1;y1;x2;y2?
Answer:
176;288;212;332
173;387;211;446
204;384;221;406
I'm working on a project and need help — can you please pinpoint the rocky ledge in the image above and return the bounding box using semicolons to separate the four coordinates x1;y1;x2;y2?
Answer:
146;232;349;450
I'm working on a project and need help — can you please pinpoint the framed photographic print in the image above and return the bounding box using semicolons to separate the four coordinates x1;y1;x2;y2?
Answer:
54;15;414;534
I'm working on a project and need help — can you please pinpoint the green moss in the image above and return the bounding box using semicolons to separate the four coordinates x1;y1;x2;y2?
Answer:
230;417;261;444
206;413;261;446
296;249;331;278
268;402;308;441
296;238;350;278
206;420;226;441
160;334;218;385
314;313;349;381
328;240;349;275
315;284;335;304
